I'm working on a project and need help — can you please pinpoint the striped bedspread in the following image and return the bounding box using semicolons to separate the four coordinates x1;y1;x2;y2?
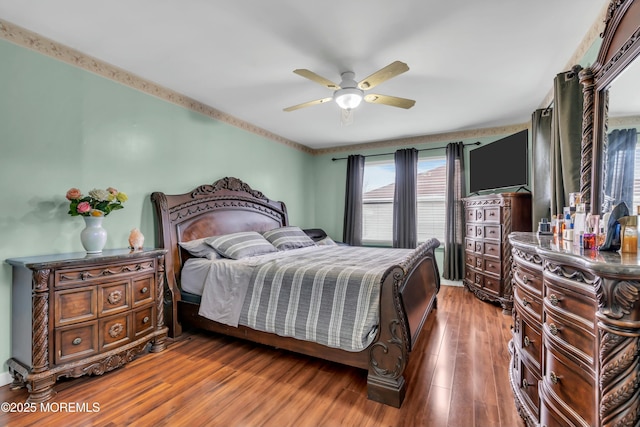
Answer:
238;245;416;352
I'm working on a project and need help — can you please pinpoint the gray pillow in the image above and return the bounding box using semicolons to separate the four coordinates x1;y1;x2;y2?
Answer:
179;237;221;259
206;231;277;259
263;226;316;250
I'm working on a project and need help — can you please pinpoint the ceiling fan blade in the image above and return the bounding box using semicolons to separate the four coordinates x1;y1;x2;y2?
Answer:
283;97;333;112
293;69;341;90
364;94;416;109
358;61;409;90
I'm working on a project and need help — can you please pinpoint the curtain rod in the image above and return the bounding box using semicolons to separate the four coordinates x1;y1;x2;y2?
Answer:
330;141;481;161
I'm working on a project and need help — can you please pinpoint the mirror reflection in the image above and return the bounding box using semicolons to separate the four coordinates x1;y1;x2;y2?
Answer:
603;57;640;214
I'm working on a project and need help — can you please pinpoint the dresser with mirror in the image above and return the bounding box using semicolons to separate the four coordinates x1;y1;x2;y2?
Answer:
509;1;640;426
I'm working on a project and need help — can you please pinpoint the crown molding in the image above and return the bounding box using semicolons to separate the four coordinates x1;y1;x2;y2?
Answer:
0;19;313;155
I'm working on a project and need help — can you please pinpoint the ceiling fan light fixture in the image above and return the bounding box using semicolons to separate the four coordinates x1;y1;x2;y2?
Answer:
334;87;363;110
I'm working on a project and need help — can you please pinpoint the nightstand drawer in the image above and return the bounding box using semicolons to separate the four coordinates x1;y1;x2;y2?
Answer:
55;322;99;364
99;313;132;351
54;286;97;327
134;306;155;338
132;275;154;306
98;280;131;316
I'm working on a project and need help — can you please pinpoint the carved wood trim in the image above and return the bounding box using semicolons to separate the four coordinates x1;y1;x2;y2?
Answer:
32;269;50;374
58;261;155;282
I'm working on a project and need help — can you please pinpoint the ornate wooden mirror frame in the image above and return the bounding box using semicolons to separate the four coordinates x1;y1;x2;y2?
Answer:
580;0;640;215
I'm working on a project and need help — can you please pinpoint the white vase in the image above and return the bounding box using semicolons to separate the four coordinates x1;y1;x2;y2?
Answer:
80;216;108;254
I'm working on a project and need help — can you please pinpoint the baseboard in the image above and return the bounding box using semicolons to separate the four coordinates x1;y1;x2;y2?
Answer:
0;371;12;387
441;278;463;287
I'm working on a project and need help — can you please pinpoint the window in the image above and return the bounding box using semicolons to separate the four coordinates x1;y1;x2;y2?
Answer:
362;156;446;245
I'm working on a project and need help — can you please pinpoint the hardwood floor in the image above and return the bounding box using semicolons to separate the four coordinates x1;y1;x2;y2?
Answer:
0;285;524;427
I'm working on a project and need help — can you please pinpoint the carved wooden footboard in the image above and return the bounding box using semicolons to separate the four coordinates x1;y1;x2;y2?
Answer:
151;177;440;407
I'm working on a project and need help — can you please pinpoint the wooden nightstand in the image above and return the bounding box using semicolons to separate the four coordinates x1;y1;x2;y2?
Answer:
5;248;168;403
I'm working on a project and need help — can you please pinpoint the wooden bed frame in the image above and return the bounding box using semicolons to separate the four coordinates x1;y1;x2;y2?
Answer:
151;177;441;407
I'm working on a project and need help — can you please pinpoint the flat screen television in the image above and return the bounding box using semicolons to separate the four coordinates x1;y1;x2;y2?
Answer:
469;129;528;194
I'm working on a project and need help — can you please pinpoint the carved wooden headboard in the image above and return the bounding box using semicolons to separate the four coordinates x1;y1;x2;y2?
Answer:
150;177;289;297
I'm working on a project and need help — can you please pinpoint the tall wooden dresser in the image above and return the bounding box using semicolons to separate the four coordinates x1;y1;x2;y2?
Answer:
6;248;168;403
509;232;640;427
463;192;532;313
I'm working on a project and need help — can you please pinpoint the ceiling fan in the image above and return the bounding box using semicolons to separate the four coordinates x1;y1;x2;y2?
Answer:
283;61;416;112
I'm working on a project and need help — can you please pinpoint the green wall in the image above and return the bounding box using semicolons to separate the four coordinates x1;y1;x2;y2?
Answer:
0;39;315;380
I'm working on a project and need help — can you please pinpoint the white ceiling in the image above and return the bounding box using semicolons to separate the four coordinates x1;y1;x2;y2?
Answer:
0;0;608;150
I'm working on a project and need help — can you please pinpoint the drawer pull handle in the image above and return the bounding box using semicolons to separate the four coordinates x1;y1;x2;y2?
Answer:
107;290;123;305
109;323;124;338
141;287;148;294
522;298;529;307
522;379;530;388
522;275;529;284
549;323;558;336
143;316;150;324
524;336;531;347
549;372;559;385
72;337;82;345
549;294;559;306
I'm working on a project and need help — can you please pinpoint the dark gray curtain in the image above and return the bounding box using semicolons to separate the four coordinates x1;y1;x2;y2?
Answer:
393;148;418;249
603;128;637;212
443;142;466;280
532;108;553;228
550;65;584;217
343;155;365;245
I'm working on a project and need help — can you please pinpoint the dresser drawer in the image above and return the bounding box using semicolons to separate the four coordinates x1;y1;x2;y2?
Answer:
544;279;597;326
520;315;542;368
513;260;543;297
515;357;540;420
483;207;501;223
54;286;98;327
514;284;542;320
55;321;99;364
544;310;595;367
132;275;155;307
483;274;501;295
465;238;476;253
134;306;155;338
543;346;595;427
483;241;500;258
466;208;478;222
466;224;476;238
98;280;131;316
483;258;501;276
465;252;476;268
483;225;501;240
99;313;132;352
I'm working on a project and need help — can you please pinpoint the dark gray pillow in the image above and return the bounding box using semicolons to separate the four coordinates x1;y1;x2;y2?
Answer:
206;231;277;259
263;226;316;250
